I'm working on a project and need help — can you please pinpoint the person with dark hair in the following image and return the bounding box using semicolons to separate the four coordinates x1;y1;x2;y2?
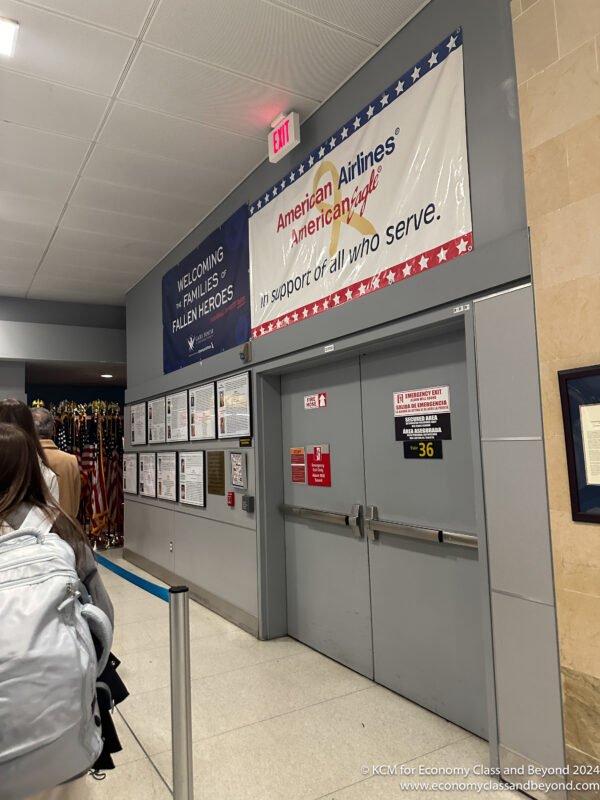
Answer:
0;422;112;621
0;423;126;797
0;399;59;504
31;407;81;517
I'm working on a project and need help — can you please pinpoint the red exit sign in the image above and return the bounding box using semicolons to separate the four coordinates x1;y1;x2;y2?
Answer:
268;112;300;163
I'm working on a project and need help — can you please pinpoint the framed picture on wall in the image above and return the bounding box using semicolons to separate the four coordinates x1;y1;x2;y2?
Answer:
123;453;138;495
139;452;157;498
558;364;600;523
179;451;206;507
216;371;251;439
189;382;216;441
157;451;178;502
166;390;189;442
130;402;147;445
147;397;166;444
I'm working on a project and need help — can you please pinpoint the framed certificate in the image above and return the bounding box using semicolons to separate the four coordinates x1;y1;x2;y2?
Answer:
179;451;206;508
123;453;138;495
217;371;251;439
130;402;147;446
147;397;166;444
229;451;247;490
166;390;189;443
139;452;157;498
157;451;177;502
558;364;600;523
189;382;216;441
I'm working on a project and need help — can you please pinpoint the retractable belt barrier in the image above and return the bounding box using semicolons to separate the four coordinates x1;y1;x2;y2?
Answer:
96;554;194;800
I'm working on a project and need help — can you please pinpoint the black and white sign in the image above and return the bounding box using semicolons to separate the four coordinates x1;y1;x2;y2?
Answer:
229;451;247;490
394;385;452;441
166;390;189;442
130;402;146;446
189;382;216;441
179;451;206;507
217;371;251;438
123;453;138;494
148;397;166;444
139;452;157;497
157;452;177;502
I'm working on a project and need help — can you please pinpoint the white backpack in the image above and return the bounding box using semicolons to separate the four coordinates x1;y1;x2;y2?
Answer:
0;510;113;800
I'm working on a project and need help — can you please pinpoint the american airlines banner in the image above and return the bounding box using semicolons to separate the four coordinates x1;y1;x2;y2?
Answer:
249;30;472;338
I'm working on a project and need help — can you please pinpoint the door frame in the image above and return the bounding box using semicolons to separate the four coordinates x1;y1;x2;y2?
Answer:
253;298;499;763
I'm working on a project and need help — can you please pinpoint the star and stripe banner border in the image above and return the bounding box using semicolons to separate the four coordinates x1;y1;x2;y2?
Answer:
249;29;473;339
250;29;463;218
253;233;472;338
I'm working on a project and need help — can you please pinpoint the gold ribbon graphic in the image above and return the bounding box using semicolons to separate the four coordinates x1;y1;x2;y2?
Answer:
313;161;377;257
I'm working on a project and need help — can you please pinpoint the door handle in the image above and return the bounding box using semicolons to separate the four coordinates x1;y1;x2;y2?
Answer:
365;506;477;549
281;503;364;538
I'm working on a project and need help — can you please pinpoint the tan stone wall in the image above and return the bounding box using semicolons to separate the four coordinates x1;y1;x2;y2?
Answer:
512;0;600;788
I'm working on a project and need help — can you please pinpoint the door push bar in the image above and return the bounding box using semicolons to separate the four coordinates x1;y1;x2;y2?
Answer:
365;506;478;550
281;503;363;538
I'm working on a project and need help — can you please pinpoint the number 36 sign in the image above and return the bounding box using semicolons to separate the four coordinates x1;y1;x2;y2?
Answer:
404;441;443;459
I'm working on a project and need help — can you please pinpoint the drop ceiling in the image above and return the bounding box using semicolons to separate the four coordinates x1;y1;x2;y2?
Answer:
0;0;430;307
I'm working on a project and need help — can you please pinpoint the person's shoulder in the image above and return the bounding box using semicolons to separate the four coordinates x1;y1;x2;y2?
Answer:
52;449;78;466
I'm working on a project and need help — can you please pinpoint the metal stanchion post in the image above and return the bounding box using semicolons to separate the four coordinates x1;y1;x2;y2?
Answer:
169;586;194;800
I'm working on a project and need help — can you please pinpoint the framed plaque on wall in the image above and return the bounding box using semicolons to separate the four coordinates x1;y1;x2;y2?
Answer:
558;364;600;523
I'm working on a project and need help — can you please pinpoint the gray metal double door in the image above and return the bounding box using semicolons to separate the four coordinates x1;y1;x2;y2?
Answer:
281;326;488;737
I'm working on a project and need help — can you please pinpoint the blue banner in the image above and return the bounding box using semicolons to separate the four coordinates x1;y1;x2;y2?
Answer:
162;206;250;374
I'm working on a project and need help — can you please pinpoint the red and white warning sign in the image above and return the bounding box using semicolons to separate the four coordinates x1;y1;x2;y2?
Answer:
290;447;306;484
393;386;450;416
307;444;331;487
304;392;327;410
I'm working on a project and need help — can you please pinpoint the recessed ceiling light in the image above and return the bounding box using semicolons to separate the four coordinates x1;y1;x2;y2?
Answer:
100;374;113;379
0;18;19;58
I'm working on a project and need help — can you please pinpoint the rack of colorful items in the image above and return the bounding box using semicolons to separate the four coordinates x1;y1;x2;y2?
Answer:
32;399;124;548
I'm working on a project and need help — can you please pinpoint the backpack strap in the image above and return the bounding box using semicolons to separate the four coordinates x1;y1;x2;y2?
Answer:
19;506;54;536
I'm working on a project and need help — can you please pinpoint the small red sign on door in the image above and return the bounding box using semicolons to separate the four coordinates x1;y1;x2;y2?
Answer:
307;444;331;487
290;447;306;483
304;392;327;410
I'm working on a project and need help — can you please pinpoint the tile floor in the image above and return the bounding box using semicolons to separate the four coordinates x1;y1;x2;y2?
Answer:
79;553;523;800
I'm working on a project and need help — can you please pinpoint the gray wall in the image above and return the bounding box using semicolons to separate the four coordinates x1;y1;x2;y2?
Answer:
123;0;566;775
126;0;527;402
474;286;566;788
0;296;126;369
124;0;529;634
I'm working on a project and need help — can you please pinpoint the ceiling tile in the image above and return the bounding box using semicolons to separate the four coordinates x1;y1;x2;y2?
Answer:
0;122;89;173
100;102;266;174
0;285;28;297
0;255;39;280
0;160;74;202
0;68;109;138
70;178;211;227
22;0;156;36
32;268;134;289
1;1;134;95
83;143;235;201
0;218;53;245
146;0;374;100
118;45;319;137
42;243;155;275
0;237;47;261
0;191;65;227
52;225;169;261
276;0;431;44
60;204;189;244
28;284;126;305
